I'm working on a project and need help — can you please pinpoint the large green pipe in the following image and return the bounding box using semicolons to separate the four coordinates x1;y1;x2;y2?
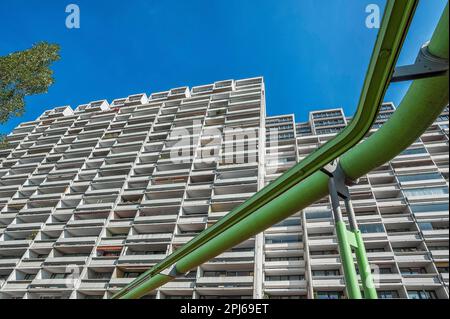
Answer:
116;3;448;299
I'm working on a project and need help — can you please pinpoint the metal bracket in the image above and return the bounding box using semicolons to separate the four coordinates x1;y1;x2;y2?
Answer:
160;264;187;278
321;159;359;231
320;159;358;200
392;42;449;82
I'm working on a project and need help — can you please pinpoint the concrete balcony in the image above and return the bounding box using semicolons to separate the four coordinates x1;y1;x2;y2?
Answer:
18;259;44;268
141;198;182;206
0;258;20;267
312;277;345;287
134;215;178;224
382;216;414;224
117;254;165;264
115;204;140;212
30;278;73;287
55;236;98;246
30;241;54;249
85;188;121;196
430;249;449;261
98;238;126;246
265;242;303;250
264;260;304;269
79;280;109;290
0;240;32;249
30;193;63;201
422;229;449;240
126;233;172;243
367;251;395;261
42;224;65;232
108;278;134;286
76;203;114;211
89;257;117;267
67;219;106;227
402;276;441;286
178;216;208;225
44;256;88;265
197;276;253;286
1;280;32;290
264;280;307;289
388;233;422;242
161;281;195;290
107;219;133;228
212;192;254;202
172;235;195;245
395;253;431;263
6;222;43;231
376;273;403;283
310;257;341;266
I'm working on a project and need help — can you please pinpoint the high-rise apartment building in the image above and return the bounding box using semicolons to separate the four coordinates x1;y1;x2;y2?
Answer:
0;77;448;299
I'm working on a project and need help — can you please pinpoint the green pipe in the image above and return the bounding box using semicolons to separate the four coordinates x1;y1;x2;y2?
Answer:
328;177;362;298
340;3;449;179
354;230;377;299
113;2;448;299
335;221;362;299
429;2;449;58
113;1;418;299
119;274;172;300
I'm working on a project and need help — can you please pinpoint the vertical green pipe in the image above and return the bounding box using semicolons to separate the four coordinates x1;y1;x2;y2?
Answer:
345;197;377;299
335;221;362;299
328;177;361;299
353;230;378;299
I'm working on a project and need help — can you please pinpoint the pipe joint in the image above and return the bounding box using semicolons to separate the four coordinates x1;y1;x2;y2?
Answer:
392;41;449;82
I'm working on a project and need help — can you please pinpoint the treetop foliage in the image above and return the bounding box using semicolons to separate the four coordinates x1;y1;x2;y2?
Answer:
0;42;60;124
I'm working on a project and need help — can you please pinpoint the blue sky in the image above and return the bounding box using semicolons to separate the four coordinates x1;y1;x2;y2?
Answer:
0;0;447;134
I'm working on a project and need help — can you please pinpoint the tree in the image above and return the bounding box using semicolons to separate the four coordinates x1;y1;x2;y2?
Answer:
0;42;60;124
0;133;9;150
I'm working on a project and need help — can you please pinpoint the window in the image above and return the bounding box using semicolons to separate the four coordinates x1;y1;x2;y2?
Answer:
403;187;448;198
310;250;338;256
400;267;427;275
437;267;449;273
316;291;343;299
315;119;345;127
378;290;399;299
437;115;449;122
24;274;35;280
407;290;437;299
359;224;384;233
397;172;442;183
316;127;343;135
312;270;340;276
94;272;112;279
266;275;304;281
400;148;427;156
278;133;295;140
203;271;253;277
266;257;301;262
410;202;448;214
305;210;332;220
273;218;301;227
418;222;434;231
378;267;393;274
265;235;302;244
